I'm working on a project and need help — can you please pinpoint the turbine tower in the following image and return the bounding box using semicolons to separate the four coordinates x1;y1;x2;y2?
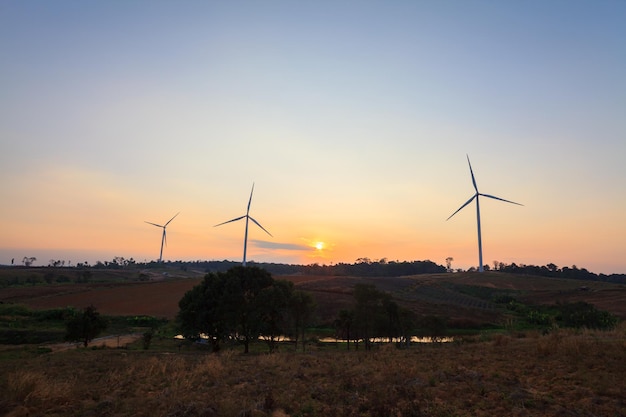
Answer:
145;212;179;263
447;155;522;272
214;183;272;266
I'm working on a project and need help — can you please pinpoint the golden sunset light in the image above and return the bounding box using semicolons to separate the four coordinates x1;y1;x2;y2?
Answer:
0;2;625;274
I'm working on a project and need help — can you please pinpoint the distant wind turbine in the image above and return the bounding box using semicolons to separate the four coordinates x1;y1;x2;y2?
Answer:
447;155;522;272
145;212;179;263
214;183;272;266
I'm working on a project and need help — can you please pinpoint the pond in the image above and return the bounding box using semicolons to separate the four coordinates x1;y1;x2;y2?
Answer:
175;334;454;344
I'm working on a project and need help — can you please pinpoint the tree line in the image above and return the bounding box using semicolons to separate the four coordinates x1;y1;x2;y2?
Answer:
332;283;446;351
488;262;626;284
10;256;625;284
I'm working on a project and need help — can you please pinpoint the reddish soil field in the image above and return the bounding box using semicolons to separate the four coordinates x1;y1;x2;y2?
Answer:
2;271;625;323
1;279;201;319
1;275;360;322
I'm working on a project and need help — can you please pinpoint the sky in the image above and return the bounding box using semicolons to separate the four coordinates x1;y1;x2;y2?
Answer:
1;1;625;274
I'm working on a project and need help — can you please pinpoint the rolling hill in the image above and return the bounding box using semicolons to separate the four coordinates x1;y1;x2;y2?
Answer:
1;267;624;327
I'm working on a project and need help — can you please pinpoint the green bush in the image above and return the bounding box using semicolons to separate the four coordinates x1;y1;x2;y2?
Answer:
557;302;618;330
0;303;31;316
34;307;77;321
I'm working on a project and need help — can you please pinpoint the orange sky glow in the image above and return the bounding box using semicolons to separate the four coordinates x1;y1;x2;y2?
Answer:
1;2;625;274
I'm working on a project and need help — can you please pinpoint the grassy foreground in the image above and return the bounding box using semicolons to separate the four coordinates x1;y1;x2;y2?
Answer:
1;328;625;417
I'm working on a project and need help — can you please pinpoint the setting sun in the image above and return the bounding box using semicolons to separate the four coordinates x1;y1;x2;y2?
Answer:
315;242;324;251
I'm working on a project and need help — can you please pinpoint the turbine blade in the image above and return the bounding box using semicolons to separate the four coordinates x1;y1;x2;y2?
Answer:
214;215;246;227
247;183;255;214
467;155;478;193
164;212;180;227
446;195;477;221
145;221;164;228
249;216;273;237
479;193;524;206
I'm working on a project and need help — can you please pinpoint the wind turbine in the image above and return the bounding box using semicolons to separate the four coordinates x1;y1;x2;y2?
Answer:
214;183;272;266
447;155;522;272
145;212;179;263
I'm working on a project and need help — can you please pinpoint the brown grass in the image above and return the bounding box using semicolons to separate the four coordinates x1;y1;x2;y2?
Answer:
1;326;625;417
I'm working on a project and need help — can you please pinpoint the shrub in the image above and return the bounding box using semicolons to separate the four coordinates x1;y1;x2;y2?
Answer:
416;315;448;342
557;302;618;330
0;303;31;316
34;307;77;321
142;331;153;350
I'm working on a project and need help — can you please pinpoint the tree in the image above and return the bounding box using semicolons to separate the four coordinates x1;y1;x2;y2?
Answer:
65;305;108;347
258;279;294;353
177;266;278;353
396;306;417;348
353;283;390;350
416;315;447;343
446;257;454;272
334;309;354;350
22;256;36;267
177;271;229;352
289;290;316;352
223;266;274;353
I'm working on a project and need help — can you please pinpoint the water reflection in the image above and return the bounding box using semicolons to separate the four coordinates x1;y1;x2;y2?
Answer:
318;336;454;343
175;334;453;344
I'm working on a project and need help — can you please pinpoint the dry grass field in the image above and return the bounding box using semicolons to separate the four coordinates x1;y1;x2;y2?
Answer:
1;269;626;416
1;327;625;416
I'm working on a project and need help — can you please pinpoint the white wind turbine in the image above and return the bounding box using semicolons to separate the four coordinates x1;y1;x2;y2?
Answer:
214;183;272;266
145;212;179;263
447;155;522;272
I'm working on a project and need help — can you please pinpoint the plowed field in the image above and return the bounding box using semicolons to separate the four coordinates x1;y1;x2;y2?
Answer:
1;279;201;319
2;271;625;324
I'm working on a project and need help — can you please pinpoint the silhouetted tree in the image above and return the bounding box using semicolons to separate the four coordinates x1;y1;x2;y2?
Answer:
65;305;108;347
289;290;316;352
177;271;229;352
177;266;279;353
334;309;354;350
224;266;274;353
416;315;447;343
22;256;36;267
353;283;390;350
259;279;294;353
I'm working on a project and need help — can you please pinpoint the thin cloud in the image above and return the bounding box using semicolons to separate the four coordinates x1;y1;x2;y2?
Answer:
251;240;311;251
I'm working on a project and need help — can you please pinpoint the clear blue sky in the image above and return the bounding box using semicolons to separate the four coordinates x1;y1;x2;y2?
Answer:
1;1;625;273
